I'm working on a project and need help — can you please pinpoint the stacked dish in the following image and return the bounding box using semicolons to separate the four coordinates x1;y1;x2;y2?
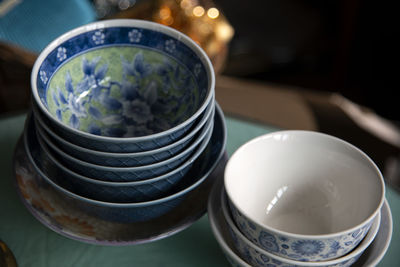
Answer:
209;131;392;266
25;19;220;224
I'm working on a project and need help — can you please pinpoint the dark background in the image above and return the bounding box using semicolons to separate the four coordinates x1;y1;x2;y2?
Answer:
213;0;399;122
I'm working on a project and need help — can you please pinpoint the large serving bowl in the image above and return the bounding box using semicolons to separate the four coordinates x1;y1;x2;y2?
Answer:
32;114;214;202
224;130;385;261
221;191;381;267
31;19;215;153
23;103;227;223
33;100;214;167
36;107;213;182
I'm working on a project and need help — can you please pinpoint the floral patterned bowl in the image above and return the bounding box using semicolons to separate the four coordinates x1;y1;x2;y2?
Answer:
28;111;213;202
36;108;213;182
224;131;385;261
221;191;381;267
33;100;214;167
23;102;227;223
31;19;215;153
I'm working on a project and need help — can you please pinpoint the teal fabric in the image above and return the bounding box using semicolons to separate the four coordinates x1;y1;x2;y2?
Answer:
0;0;96;53
0;113;398;266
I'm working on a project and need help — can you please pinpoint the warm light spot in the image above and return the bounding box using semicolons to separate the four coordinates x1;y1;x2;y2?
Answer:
193;6;205;17
207;7;219;19
159;6;172;20
215;21;234;41
199;23;212;35
164;16;174;26
180;0;195;9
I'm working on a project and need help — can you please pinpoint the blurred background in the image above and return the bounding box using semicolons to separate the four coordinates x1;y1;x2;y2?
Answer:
0;0;398;121
216;0;398;122
1;0;399;188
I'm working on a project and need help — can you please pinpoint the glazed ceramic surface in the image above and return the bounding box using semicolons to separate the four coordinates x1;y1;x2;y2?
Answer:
36;108;213;182
224;130;385;261
13;143;227;246
352;199;392;266
31;109;214;202
31;19;215;152
222;191;381;267
34;100;214;167
21;103;226;223
207;178;392;267
208;179;252;267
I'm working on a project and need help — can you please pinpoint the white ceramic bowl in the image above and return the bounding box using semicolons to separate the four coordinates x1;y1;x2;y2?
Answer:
221;190;381;267
224;130;385;261
208;180;251;267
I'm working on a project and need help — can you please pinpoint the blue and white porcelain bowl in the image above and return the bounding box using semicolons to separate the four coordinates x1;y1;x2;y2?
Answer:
32;114;213;202
23;102;227;222
36;109;213;182
221;191;381;267
31;19;215;153
33;101;214;167
224;131;385;261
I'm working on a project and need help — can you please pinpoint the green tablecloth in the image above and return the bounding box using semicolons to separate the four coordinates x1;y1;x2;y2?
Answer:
0;113;398;266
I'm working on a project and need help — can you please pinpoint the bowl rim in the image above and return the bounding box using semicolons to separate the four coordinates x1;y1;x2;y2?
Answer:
31;18;215;143
23;102;227;207
36;106;214;173
207;181;251;267
33;97;214;157
224;130;386;239
221;189;381;266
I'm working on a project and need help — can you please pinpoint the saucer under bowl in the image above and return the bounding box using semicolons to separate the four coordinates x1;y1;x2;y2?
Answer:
13;104;227;244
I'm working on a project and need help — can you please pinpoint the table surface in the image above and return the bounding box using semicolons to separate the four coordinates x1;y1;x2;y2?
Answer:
0;113;398;267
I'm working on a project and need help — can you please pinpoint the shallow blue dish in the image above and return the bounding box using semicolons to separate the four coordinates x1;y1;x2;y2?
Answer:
31;19;215;153
24;103;226;223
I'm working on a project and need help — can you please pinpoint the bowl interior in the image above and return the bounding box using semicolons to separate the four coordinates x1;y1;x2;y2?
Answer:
34;20;210;138
225;131;384;235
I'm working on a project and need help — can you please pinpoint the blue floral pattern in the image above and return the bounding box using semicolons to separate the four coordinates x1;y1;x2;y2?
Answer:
40;70;48;84
57;47;67;61
227;217;361;267
292;240;325;256
92;30;105;45
128;29;142;43
228;200;373;262
36;26;209;138
259;231;280;253
47;47;199;137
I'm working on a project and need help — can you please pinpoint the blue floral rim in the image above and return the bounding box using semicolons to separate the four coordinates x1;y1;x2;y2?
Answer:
36;26;209;106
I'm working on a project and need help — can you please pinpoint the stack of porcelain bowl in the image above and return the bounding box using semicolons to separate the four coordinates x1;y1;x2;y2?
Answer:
26;19;219;223
210;131;388;266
